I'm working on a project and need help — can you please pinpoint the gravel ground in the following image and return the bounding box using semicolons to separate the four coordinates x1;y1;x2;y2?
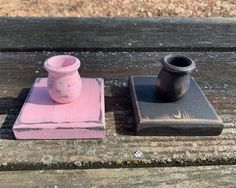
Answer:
0;0;235;17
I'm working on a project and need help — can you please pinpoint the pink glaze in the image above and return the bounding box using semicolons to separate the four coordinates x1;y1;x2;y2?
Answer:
13;78;105;140
44;55;82;103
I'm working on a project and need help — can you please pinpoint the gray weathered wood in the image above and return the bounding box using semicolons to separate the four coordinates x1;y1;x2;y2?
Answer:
0;51;235;97
0;17;235;51
0;165;236;188
0;51;235;170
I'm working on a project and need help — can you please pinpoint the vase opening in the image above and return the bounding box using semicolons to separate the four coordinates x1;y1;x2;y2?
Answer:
162;55;195;73
167;56;192;67
44;55;80;74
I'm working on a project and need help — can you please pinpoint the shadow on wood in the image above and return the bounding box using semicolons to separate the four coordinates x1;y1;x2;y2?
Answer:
0;88;30;139
106;85;136;135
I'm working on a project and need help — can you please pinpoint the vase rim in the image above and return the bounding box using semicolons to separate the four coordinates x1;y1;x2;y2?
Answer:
161;54;195;73
44;55;80;74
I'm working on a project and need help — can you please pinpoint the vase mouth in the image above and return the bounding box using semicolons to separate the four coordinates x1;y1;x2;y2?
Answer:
44;55;80;74
161;55;195;73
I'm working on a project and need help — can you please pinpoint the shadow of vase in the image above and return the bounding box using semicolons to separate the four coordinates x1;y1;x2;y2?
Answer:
0;88;30;139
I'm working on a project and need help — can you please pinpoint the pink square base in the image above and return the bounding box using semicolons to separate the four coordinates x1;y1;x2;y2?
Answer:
13;78;105;140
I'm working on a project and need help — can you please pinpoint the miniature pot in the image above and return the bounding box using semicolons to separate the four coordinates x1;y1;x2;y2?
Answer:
156;54;196;102
44;55;82;104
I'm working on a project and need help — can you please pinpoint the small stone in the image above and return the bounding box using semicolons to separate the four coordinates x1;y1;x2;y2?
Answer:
41;155;53;165
134;150;143;158
74;161;82;167
147;11;152;17
1;162;7;166
173;154;178;159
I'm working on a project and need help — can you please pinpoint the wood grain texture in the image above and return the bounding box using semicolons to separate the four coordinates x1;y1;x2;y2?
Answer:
0;51;235;98
129;76;224;136
13;78;105;140
0;51;236;170
0;17;235;51
0;165;236;188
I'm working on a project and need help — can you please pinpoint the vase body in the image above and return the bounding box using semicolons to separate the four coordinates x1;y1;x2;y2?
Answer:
156;55;195;102
44;55;82;103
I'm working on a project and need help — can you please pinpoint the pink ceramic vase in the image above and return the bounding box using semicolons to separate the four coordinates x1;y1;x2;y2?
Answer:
44;55;82;104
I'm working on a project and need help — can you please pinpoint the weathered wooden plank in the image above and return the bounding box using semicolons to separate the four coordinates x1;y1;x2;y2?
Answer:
0;17;235;51
0;51;236;170
0;51;235;97
0;94;235;170
0;165;236;188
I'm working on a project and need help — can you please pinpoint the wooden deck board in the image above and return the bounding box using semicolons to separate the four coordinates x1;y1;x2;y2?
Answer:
0;51;235;170
0;17;235;51
0;165;236;188
0;51;235;94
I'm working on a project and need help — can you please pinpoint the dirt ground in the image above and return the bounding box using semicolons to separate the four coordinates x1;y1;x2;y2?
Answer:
0;0;235;17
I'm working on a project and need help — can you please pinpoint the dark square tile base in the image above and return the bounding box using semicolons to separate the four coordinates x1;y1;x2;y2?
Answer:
129;75;224;136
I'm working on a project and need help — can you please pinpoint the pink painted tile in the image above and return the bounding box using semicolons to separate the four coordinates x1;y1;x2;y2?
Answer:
13;78;105;139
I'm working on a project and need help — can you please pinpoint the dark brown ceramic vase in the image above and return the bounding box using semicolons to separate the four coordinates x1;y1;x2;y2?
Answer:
156;54;196;102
